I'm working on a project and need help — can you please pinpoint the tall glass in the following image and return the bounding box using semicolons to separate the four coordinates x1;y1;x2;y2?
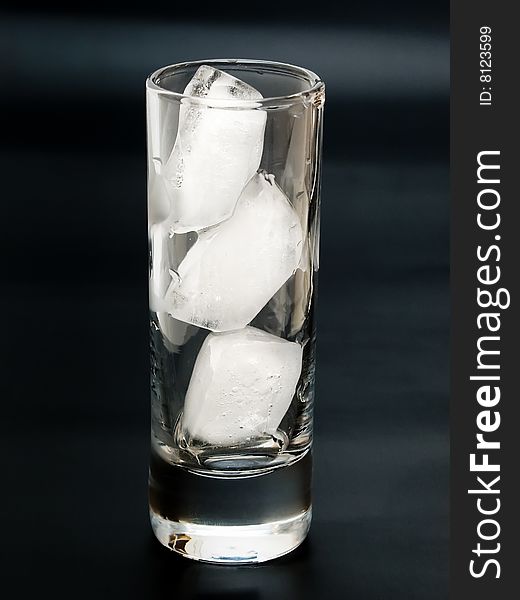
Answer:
146;59;324;564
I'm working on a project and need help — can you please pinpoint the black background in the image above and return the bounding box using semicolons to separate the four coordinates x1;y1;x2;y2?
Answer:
1;3;449;597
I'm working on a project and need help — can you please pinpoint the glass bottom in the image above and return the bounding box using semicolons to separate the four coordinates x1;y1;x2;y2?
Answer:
148;449;312;564
150;508;311;564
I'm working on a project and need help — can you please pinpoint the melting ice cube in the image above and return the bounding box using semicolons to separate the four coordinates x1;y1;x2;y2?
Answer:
181;326;303;445
165;172;304;332
163;65;267;232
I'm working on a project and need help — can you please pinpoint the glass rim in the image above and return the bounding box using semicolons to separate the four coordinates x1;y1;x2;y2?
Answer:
146;59;325;108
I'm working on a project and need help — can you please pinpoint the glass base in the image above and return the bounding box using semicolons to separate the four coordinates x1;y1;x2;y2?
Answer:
148;447;312;563
150;508;311;564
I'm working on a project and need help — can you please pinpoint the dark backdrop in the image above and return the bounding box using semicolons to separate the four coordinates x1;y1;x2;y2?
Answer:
1;3;449;598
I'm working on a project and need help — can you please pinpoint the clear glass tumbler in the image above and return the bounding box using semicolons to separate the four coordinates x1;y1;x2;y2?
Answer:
146;59;324;564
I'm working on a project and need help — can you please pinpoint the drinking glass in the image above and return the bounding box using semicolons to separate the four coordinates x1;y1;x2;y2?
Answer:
146;59;324;563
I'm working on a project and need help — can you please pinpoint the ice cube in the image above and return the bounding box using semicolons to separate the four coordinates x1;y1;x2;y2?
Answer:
165;172;304;332
164;65;267;232
181;326;303;445
148;170;171;225
149;222;172;313
149;224;201;349
157;313;200;352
